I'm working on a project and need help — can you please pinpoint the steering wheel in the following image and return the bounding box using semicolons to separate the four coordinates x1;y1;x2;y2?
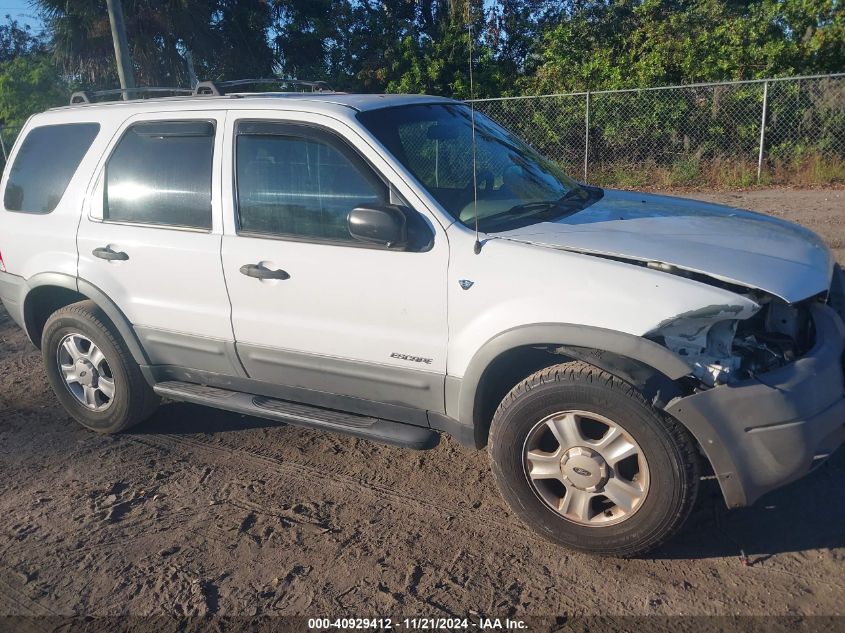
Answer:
474;169;495;194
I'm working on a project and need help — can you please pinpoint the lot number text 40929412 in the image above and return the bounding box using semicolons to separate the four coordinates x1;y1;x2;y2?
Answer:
307;617;529;630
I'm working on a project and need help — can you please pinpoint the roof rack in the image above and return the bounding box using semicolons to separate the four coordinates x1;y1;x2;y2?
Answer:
70;87;193;105
193;78;332;96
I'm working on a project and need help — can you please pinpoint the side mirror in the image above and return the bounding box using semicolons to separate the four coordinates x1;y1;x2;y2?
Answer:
348;203;408;249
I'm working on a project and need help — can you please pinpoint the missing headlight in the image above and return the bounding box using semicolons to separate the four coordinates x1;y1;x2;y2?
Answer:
647;303;758;386
647;296;816;387
733;297;815;377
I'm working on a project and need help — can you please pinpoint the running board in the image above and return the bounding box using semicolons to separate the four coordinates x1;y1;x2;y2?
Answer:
152;381;439;450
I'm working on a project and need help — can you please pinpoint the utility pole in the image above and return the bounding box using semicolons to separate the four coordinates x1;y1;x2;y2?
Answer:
106;0;135;100
184;49;199;90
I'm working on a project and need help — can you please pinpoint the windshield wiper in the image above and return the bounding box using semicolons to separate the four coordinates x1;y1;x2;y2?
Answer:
496;188;590;221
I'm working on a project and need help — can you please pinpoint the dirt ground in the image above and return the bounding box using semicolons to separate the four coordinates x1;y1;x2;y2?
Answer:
1;188;844;624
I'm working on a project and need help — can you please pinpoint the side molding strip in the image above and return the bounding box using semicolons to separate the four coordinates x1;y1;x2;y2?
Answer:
237;343;446;413
135;326;246;377
143;364;432;427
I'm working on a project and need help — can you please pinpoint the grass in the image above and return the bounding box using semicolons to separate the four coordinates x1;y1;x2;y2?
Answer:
587;152;845;190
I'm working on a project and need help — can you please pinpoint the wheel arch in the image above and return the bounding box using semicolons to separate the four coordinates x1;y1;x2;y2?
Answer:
448;323;694;449
23;273;148;365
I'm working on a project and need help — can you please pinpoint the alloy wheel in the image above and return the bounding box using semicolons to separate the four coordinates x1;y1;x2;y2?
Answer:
522;410;649;526
56;333;115;412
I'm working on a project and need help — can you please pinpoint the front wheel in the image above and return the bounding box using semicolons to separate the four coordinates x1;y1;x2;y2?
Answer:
488;361;700;557
42;300;159;434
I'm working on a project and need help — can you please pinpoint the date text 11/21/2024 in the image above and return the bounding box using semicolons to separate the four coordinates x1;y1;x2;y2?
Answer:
307;617;529;630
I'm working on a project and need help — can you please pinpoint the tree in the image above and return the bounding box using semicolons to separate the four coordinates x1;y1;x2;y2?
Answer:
270;0;337;81
24;0;845;98
0;54;68;128
0;15;47;62
524;0;845;94
213;0;274;80
0;16;65;131
34;0;274;88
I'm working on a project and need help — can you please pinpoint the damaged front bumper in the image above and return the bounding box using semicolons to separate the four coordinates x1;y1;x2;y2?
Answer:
666;303;845;508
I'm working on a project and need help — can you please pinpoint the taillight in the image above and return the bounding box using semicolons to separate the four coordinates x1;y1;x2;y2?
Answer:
0;250;5;273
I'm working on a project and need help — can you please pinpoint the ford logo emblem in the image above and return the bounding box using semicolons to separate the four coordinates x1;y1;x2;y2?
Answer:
572;466;592;477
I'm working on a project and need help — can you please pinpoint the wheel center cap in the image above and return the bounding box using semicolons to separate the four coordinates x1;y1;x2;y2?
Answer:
560;447;609;492
75;359;98;387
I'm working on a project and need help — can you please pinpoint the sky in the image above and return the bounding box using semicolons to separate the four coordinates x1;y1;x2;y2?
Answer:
1;0;43;32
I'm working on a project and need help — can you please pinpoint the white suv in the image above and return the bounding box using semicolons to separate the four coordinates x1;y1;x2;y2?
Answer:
1;86;844;557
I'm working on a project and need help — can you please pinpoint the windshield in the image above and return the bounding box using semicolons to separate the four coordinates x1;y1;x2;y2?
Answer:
358;103;602;232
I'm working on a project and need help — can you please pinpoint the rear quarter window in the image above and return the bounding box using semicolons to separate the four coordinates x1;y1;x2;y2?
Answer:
3;123;100;214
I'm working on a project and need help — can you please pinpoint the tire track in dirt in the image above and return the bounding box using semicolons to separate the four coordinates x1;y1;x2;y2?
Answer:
131;431;845;600
131;434;650;614
131;434;524;539
132;434;541;540
0;576;58;617
65;508;200;555
131;433;535;541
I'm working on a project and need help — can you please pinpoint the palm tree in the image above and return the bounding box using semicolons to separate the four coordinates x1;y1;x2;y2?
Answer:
34;0;273;90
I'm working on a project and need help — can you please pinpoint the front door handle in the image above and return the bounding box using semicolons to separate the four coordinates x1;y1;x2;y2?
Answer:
92;246;129;261
239;263;290;280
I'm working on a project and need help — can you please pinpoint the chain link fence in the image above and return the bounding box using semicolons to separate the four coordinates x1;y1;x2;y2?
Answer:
2;75;842;189
470;73;845;188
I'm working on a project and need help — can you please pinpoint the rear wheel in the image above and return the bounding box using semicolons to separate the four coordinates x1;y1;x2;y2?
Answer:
42;300;159;433
488;361;699;557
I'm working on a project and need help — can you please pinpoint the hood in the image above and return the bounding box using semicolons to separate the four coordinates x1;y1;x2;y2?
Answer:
494;189;833;303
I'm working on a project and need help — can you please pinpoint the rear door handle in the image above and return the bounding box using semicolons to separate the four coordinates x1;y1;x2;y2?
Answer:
92;246;129;261
239;263;290;280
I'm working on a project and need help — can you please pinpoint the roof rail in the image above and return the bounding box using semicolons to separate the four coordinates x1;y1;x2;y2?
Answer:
69;87;193;105
193;78;332;96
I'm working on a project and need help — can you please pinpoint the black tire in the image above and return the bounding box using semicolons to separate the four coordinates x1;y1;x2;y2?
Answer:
488;360;699;557
42;300;159;434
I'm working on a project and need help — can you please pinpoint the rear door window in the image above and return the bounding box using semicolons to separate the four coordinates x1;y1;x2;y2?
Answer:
3;123;100;214
104;120;215;229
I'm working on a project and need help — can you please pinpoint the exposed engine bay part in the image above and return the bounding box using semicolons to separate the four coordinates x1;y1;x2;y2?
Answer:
624;255;822;387
647;295;817;387
647;303;759;386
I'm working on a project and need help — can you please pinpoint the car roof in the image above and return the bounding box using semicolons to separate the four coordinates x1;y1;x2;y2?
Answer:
46;92;458;118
